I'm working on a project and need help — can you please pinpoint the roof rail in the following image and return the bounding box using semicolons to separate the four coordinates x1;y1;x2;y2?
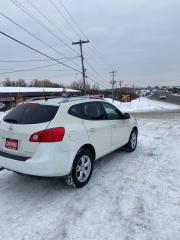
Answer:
25;95;105;104
25;96;59;102
89;95;104;99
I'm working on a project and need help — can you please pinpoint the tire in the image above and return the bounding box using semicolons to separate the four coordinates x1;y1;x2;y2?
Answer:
125;129;138;152
65;149;94;188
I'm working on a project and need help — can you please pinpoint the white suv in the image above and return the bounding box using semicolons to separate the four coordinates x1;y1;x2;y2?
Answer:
0;97;138;188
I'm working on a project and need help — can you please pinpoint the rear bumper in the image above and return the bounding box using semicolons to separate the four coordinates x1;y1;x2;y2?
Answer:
0;144;73;177
0;150;29;161
0;157;69;177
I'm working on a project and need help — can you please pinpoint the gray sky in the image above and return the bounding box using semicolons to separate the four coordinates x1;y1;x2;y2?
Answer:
0;0;180;88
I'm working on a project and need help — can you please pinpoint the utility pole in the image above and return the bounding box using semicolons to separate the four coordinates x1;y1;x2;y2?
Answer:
119;80;123;89
117;80;123;102
72;40;89;96
110;71;117;102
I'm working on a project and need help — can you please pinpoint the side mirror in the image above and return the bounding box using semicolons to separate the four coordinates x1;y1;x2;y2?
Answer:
123;113;130;120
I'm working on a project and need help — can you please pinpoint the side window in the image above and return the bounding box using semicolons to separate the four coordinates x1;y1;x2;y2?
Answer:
82;102;105;120
68;104;83;118
102;102;123;120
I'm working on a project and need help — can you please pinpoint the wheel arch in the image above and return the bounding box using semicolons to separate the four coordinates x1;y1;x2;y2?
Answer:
78;144;96;161
132;126;138;135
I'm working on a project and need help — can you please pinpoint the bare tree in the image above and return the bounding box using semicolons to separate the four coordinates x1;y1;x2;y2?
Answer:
16;79;27;87
91;83;100;90
2;78;28;87
29;79;64;88
70;79;91;91
2;78;12;87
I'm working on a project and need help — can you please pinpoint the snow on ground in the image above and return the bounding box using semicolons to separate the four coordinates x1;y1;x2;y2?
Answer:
105;97;180;113
0;113;180;240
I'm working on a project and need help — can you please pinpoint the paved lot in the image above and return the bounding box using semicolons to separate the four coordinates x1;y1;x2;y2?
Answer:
0;112;180;240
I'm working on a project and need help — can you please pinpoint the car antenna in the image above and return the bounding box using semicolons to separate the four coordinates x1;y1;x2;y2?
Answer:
43;89;48;101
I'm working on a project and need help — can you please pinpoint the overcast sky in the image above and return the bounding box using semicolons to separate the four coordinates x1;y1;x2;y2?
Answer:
0;0;180;88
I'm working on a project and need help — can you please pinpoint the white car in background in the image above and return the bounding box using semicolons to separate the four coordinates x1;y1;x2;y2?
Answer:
159;95;167;100
0;97;138;188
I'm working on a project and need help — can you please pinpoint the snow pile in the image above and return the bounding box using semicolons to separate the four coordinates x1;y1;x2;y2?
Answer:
105;97;180;113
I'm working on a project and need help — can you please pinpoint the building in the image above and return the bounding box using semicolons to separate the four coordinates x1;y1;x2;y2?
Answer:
0;87;80;110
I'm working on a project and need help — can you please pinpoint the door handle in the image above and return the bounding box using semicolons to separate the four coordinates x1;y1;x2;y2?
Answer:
90;128;96;133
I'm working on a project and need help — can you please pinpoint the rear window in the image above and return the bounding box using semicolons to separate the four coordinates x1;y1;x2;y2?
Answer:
3;103;59;124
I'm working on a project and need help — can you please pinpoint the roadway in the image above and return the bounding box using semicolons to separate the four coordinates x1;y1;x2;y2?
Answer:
149;92;180;105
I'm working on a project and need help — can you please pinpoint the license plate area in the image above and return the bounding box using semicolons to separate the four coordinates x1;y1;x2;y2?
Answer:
5;139;18;150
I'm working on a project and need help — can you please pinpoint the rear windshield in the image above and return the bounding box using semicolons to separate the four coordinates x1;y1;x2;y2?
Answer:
3;103;59;124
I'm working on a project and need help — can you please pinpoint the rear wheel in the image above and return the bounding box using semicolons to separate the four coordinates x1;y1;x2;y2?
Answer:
65;149;94;188
125;129;138;152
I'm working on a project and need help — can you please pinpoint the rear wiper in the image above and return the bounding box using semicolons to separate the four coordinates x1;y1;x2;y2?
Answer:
4;118;18;124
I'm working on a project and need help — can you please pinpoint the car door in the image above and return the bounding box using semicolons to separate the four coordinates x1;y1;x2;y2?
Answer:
102;102;130;149
82;102;112;158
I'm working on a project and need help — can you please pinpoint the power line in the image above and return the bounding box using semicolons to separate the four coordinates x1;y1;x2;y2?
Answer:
26;0;109;81
84;53;110;74
50;0;107;71
0;11;76;59
0;68;14;71
32;69;74;72
87;76;108;89
0;31;81;73
58;0;101;53
87;72;110;89
5;1;109;89
38;73;75;79
0;63;60;75
0;56;78;63
25;0;110;88
0;57;79;75
10;0;79;59
51;0;106;78
53;0;110;85
25;0;79;55
85;59;108;84
57;0;111;71
57;0;87;39
49;0;80;39
26;0;74;44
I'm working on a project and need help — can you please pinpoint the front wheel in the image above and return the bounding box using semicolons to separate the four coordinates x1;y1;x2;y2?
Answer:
125;129;138;152
65;149;94;188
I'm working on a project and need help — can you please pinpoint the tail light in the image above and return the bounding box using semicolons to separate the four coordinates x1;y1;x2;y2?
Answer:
29;127;65;142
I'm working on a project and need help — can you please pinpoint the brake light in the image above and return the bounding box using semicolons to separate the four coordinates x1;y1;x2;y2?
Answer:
29;127;65;142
